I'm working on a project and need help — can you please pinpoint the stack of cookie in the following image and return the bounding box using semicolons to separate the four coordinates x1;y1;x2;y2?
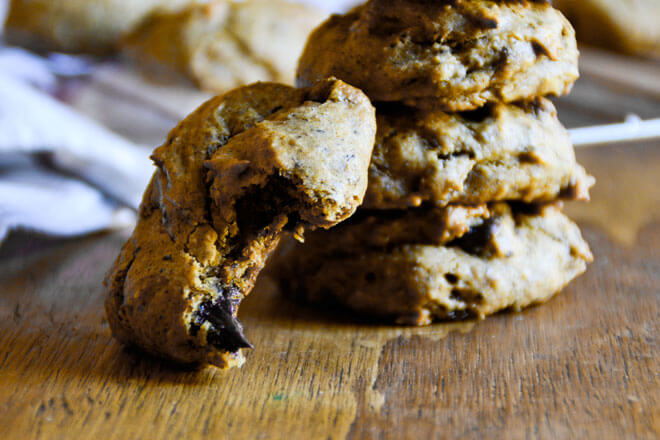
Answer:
281;0;595;325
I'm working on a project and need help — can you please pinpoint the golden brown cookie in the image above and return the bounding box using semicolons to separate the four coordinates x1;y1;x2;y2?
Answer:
3;0;190;55
280;203;593;325
554;0;660;57
121;0;326;92
297;0;578;110
365;98;593;209
104;79;376;368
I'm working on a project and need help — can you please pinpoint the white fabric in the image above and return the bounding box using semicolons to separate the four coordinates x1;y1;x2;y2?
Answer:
0;156;135;240
293;0;359;13
0;50;153;243
0;71;154;206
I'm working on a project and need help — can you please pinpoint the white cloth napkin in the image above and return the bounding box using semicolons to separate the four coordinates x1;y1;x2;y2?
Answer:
0;155;136;241
0;49;154;243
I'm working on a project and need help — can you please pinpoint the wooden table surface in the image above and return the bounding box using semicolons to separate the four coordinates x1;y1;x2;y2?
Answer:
1;50;659;439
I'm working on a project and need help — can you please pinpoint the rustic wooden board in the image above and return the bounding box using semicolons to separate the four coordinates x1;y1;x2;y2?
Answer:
0;53;659;439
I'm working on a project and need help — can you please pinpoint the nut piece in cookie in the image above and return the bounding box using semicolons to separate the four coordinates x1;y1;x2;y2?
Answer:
104;78;376;368
4;0;190;55
121;0;327;92
365;98;594;209
280;203;593;325
297;0;578;110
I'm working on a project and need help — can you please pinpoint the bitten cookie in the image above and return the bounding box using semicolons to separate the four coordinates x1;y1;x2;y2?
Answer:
297;0;579;110
121;0;326;92
3;0;190;55
365;98;593;209
104;79;376;368
280;203;593;325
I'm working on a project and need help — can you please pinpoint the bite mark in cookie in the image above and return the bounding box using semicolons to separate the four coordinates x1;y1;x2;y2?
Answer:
104;79;376;368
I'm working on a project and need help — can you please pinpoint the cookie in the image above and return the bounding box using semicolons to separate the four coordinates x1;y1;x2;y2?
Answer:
3;0;190;55
365;98;593;209
280;203;593;325
290;204;493;253
297;0;579;110
121;0;326;92
554;0;660;57
104;79;376;368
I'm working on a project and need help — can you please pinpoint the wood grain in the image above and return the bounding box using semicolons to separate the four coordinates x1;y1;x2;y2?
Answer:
1;51;659;439
0;212;658;439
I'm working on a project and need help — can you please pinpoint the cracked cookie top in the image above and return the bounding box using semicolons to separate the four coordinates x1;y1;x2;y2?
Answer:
297;0;578;110
121;0;326;91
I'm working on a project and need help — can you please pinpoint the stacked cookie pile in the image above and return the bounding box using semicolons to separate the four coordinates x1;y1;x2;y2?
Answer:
282;0;595;325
